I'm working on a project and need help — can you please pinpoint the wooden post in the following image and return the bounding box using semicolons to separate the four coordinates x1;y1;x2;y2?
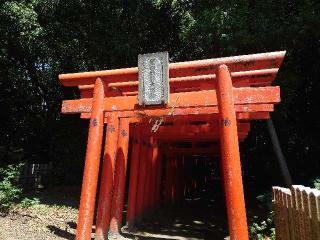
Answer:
108;118;130;238
163;147;169;204
76;78;105;240
165;149;174;204
150;142;159;212
216;64;249;240
266;118;292;187
95;113;119;239
155;146;162;209
126;128;141;230
143;138;154;215
135;139;148;224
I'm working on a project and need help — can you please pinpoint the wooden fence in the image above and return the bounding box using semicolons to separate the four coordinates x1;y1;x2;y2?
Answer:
273;185;320;240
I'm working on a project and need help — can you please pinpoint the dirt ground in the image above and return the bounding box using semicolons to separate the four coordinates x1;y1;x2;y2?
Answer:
0;195;228;240
122;193;229;240
0;185;264;240
0;205;78;240
0;186;80;240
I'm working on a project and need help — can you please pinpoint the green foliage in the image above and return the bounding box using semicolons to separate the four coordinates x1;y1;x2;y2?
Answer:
19;197;40;208
0;163;24;210
250;216;275;240
249;192;275;240
0;0;319;183
312;178;320;190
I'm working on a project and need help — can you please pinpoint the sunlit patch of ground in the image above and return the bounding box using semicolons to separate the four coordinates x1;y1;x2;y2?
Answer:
0;204;78;240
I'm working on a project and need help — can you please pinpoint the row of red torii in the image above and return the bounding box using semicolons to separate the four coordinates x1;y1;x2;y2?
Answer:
59;51;286;240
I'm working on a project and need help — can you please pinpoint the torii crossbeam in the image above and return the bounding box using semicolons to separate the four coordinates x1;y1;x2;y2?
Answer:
58;51;285;240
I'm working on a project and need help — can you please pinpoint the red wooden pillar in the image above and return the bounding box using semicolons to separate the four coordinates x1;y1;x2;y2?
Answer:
96;113;119;239
149;141;158;212
76;78;105;240
169;154;176;204
154;146;162;208
216;64;249;240
109;118;130;238
164;148;173;204
164;149;169;203
135;139;148;224
126;128;141;230
143;138;154;215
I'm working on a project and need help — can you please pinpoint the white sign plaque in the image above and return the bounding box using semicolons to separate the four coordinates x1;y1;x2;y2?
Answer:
138;52;169;105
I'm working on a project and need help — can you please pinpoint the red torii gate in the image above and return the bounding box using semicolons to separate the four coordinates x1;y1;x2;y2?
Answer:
58;51;285;240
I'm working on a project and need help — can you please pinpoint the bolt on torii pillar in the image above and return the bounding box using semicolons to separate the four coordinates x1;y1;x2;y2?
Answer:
58;50;285;240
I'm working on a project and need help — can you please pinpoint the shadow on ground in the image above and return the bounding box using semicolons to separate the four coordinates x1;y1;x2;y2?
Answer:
122;185;229;240
24;185;81;208
47;225;76;239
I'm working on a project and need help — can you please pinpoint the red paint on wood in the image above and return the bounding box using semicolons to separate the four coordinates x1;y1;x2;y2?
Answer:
76;78;105;240
216;65;249;240
126;132;141;229
95;113;119;239
109;118;130;234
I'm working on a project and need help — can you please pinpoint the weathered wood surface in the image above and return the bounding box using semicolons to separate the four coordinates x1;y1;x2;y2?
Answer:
61;87;280;114
273;185;320;240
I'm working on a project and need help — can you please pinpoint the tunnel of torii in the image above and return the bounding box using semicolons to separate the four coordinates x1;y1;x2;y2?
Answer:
58;51;286;240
